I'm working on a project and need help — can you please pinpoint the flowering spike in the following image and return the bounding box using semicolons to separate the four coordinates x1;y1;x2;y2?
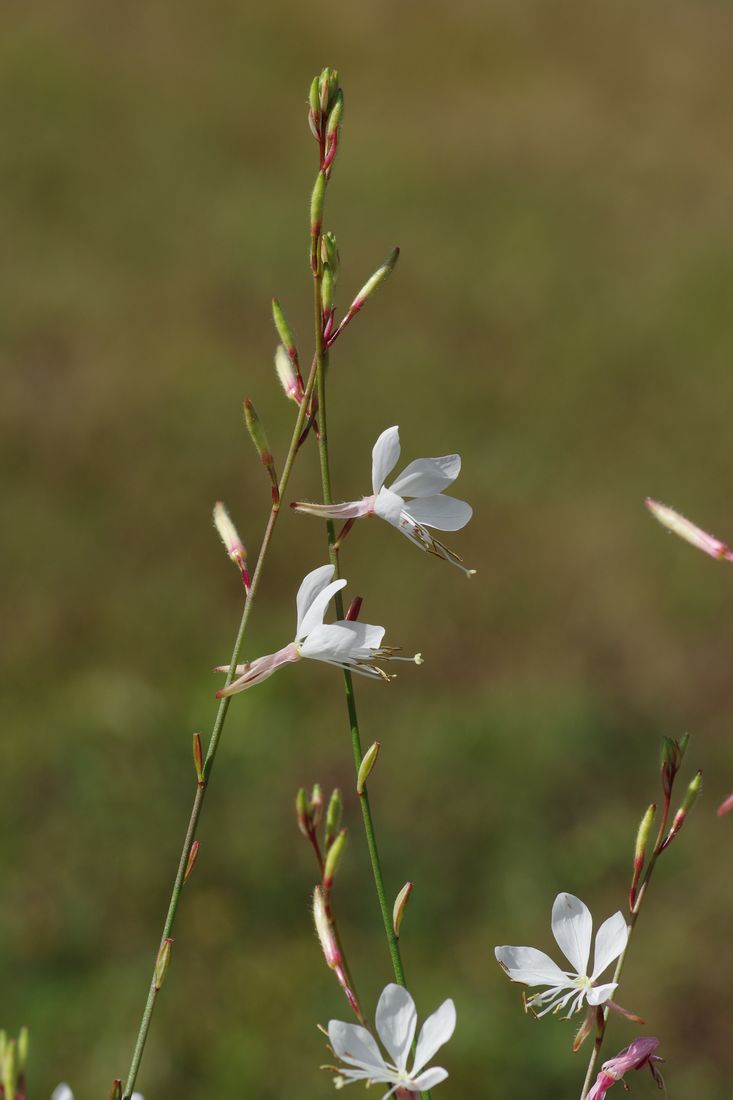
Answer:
192;732;204;785
108;1080;122;1100
296;787;311;837
645;498;733;561
323;828;347;890
717;792;733;818
243;400;278;497
629;803;655;910
310;172;327;271
392;881;413;937
325;789;342;850
357;741;381;795
213;502;250;587
184;840;200;883
154;937;173;991
310;783;324;828
661;770;702;850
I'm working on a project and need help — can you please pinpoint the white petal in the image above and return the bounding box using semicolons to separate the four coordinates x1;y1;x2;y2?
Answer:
591;912;628;980
333;620;386;655
402;496;472;531
586;982;617;1006
412;999;456;1075
300;621;383;662
298;578;348;639
372;427;401;495
52;1087;74;1100
374;486;405;526
412;1067;449;1091
328;1020;386;1073
494;945;571;988
375;983;417;1071
552;893;593;976
295;564;336;635
389;454;461;498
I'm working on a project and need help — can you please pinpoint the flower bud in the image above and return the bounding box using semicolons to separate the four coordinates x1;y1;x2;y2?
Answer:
318;68;340;115
2;1038;17;1100
184;840;201;883
310;172;327;270
323;828;347;890
392;881;413;937
0;1032;5;1064
192;731;205;784
320;232;339;277
660;735;687;797
296;787;311;837
213;502;249;585
154;937;173;990
629;803;655;910
309;783;324;828
243;399;278;494
357;741;381;795
108;1080;122;1100
322;263;335;315
645;498;733;561
329;248;399;343
16;1029;28;1074
662;770;702;850
308;75;321;138
274;344;304;403
325;788;342;850
272;298;298;360
313;884;341;968
717;791;733;818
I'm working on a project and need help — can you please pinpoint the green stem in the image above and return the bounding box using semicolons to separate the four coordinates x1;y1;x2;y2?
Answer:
578;795;672;1099
122;356;319;1099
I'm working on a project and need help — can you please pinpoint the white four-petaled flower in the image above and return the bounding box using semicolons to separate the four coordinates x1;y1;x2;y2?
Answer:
293;426;474;575
215;564;421;697
494;892;628;1018
328;982;455;1098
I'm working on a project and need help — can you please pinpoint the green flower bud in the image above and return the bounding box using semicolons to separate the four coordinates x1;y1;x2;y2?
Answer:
17;1029;28;1075
310;783;324;828
392;881;413;937
271;298;297;358
243;399;278;494
326;90;344;140
2;1038;17;1100
108;1080;122;1100
325;788;342;849
323;828;347;889
320;232;339;276
295;787;310;837
154;937;173;991
357;741;381;795
322;264;335;315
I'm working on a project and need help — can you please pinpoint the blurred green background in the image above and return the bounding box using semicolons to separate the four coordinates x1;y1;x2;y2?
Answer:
2;1;733;1096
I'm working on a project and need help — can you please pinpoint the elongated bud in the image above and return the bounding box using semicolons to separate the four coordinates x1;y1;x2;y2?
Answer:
275;344;304;403
310;783;324;827
313;884;341;968
3;1038;17;1100
320;232;339;277
660;735;687;797
322;263;335;315
0;1032;5;1064
662;771;703;850
325;789;343;850
318;67;340;115
154;937;173;990
357;741;381;794
345;595;363;622
16;1029;28;1075
326;91;343;139
629;803;656;909
308;75;321;138
243;399;278;495
192;732;204;784
272;299;298;361
108;1080;122;1100
184;839;201;883
296;787;311;837
213;502;250;587
393;881;413;937
310;172;327;270
329;248;399;343
645;498;733;561
718;791;733;818
323;828;347;890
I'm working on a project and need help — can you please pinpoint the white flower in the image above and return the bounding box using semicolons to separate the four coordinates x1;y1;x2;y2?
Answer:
52;1089;142;1100
215;564;421;697
293;426;474;576
328;982;455;1099
494;892;628;1018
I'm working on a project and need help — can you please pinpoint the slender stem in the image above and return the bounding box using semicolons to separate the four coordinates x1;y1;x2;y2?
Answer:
122;357;319;1099
578;796;673;1099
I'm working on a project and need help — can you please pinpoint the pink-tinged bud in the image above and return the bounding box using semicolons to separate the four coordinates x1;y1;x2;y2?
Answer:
325;789;343;850
717;791;733;817
323;828;347;890
271;299;300;364
213;502;250;587
392;881;413;937
310;783;324;828
192;732;205;784
310;172;327;270
184;840;200;883
327;248;399;344
356;741;381;795
154;938;173;990
345;596;363;622
313;884;341;968
661;770;702;850
274;344;304;403
645;498;733;561
660;734;688;797
630;803;655;910
586;1037;663;1098
108;1079;122;1100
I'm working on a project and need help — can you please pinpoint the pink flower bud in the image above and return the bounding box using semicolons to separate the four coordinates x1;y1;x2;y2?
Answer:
645;498;733;561
586;1037;662;1099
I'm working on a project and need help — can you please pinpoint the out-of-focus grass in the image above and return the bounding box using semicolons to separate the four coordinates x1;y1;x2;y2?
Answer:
2;1;733;1096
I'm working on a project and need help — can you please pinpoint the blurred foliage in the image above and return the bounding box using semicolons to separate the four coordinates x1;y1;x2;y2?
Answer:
2;0;733;1096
